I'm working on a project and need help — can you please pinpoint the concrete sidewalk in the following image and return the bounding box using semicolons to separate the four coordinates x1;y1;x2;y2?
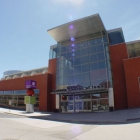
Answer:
1;107;140;124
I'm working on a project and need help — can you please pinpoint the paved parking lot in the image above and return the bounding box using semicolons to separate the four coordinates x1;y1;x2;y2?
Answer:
1;112;140;140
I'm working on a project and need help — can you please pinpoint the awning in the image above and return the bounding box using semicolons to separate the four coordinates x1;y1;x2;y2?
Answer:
47;14;106;42
51;88;108;95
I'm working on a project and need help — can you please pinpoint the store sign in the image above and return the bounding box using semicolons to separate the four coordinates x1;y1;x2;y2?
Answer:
53;85;105;93
25;80;36;89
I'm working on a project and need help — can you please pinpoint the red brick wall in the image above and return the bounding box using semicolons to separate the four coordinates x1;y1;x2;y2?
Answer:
109;43;128;110
124;57;140;108
48;58;57;111
0;73;53;111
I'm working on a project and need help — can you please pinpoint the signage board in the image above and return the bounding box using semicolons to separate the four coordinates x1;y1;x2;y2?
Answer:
24;96;36;105
25;80;36;89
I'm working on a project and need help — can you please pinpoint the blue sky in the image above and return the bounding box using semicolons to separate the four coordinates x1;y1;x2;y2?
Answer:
0;0;140;78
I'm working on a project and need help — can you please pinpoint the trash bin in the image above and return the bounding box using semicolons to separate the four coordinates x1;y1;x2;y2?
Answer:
109;106;114;112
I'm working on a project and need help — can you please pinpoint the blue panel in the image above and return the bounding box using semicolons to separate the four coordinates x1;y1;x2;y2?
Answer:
108;30;125;45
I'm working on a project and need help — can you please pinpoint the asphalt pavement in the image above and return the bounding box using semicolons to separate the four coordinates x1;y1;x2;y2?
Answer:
0;107;140;124
1;112;140;140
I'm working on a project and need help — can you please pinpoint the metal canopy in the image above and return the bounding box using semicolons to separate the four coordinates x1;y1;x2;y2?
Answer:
51;88;108;95
47;14;106;42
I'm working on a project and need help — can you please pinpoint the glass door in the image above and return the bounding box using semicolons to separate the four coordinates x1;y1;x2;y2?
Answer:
83;101;91;111
75;101;83;112
92;99;109;111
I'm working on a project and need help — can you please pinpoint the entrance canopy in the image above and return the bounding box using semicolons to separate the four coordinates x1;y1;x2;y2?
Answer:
51;88;108;95
47;14;106;42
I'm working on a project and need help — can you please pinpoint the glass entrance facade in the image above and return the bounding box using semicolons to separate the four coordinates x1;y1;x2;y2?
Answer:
60;93;109;113
56;32;111;113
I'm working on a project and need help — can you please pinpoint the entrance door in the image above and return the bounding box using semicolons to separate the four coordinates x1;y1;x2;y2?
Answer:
75;101;83;112
83;101;91;111
75;100;91;112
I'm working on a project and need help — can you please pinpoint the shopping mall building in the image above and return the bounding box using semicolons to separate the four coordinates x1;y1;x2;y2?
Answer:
0;14;140;113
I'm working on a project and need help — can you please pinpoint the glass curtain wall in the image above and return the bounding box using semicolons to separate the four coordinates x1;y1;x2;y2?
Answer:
56;31;112;89
127;42;140;58
49;45;57;59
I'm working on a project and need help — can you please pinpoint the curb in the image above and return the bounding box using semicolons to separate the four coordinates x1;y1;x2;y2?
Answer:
4;112;29;117
2;111;140;125
2;111;126;124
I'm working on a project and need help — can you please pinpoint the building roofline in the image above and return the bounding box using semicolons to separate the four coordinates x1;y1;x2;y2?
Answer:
107;27;122;33
3;66;48;78
126;39;140;45
47;13;101;32
47;13;106;42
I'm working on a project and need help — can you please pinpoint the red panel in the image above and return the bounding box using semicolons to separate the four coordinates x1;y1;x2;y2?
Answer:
48;58;57;111
124;57;140;108
109;43;128;110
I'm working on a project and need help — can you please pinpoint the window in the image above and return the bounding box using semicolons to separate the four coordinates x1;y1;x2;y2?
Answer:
89;46;96;54
98;61;106;69
81;41;87;47
90;71;98;80
88;39;95;45
67;51;75;59
82;72;90;81
89;54;97;62
14;91;20;94
74;57;82;65
108;30;125;45
95;37;103;44
61;53;67;59
67;68;74;75
81;81;90;87
96;44;104;52
98;69;107;79
61;46;67;53
63;76;68;84
67;75;73;85
74;49;81;57
74;74;81;83
104;43;109;51
134;43;140;49
19;90;26;94
90;62;98;70
75;43;81;50
74;65;82;74
103;36;108;42
81;48;88;56
81;55;89;64
34;89;40;94
97;52;105;61
4;91;13;94
82;64;89;72
128;50;136;58
135;49;140;56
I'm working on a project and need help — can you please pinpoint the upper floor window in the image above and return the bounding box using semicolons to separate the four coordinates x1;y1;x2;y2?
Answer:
108;30;125;45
